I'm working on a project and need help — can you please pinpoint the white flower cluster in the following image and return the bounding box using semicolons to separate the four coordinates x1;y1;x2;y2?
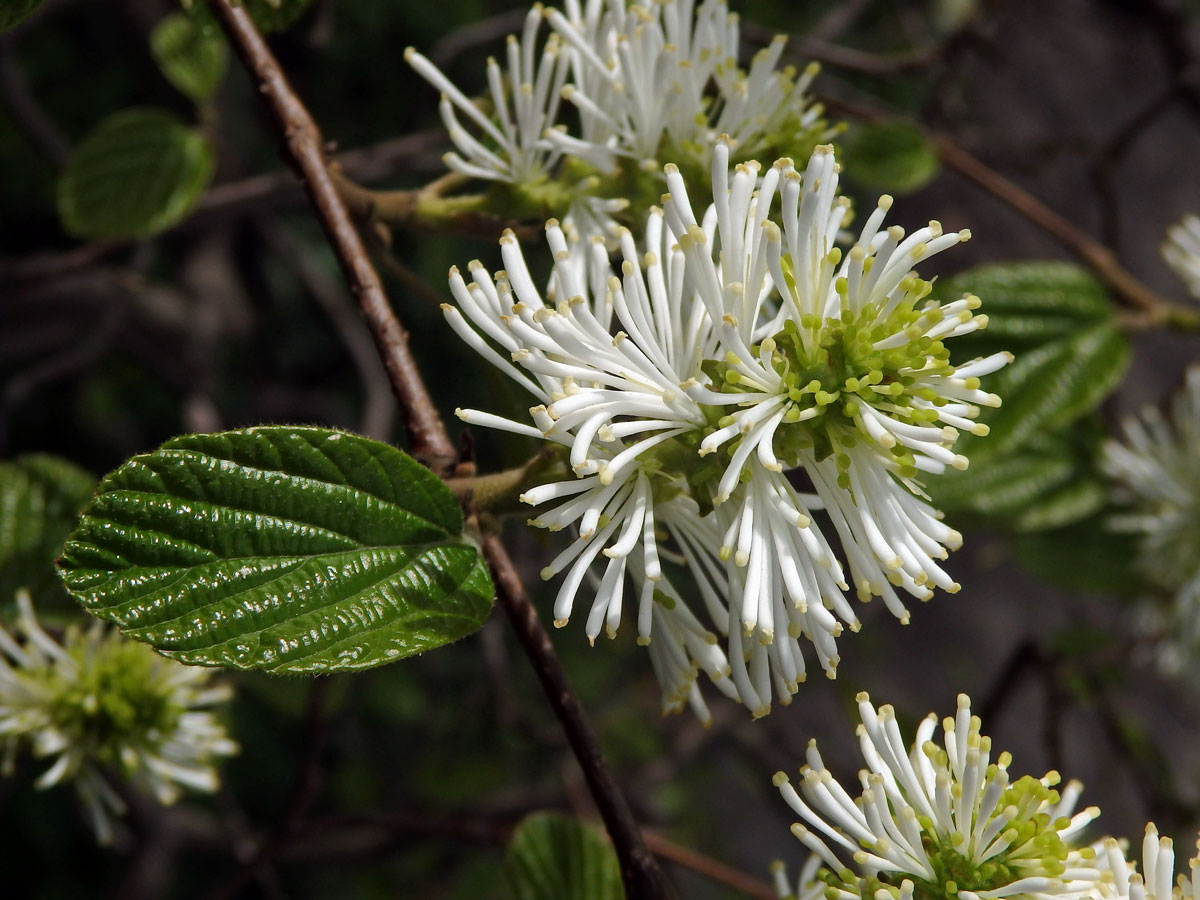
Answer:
406;0;829;235
446;140;1007;720
1102;367;1200;668
1163;215;1200;300
0;591;238;843
772;694;1200;900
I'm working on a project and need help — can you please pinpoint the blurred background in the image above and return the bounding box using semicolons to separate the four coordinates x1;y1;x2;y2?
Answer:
3;0;1200;897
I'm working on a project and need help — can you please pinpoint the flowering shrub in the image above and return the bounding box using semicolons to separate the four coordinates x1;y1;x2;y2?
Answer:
2;0;1199;897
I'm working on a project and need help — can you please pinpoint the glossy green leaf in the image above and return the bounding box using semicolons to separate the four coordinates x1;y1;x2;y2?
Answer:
936;260;1112;345
974;322;1129;457
58;108;215;239
0;455;96;602
150;13;228;104
501;813;624;900
841;120;940;195
0;0;43;32
58;427;494;673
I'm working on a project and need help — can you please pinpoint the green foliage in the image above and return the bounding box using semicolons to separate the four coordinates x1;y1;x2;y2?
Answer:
58;426;495;674
0;455;96;603
150;13;228;104
500;813;624;900
1013;514;1143;596
57;108;215;239
841;120;940;195
937;262;1128;456
930;425;1107;532
0;0;43;32
929;262;1127;533
933;261;1114;357
980;321;1128;456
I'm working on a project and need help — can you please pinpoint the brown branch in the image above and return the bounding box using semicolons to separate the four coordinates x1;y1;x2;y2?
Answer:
209;0;455;474
824;95;1200;329
484;535;676;899
191;130;446;223
642;831;776;900
209;2;672;897
933;136;1173;316
252;809;770;899
0;132;446;284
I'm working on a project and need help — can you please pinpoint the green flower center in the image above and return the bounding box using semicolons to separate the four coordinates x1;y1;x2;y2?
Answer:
704;268;976;488
47;636;182;770
824;774;1085;900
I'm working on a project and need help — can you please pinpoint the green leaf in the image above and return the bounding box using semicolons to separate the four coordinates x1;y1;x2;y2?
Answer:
934;261;1113;355
0;0;43;32
973;321;1129;457
150;13;228;104
0;455;96;602
928;447;1075;519
58;427;495;673
501;814;624;900
58;108;215;239
841;120;940;195
1013;513;1143;595
931;418;1109;532
1011;476;1107;532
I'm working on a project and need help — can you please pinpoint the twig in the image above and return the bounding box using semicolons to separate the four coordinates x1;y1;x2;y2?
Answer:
642;831;776;900
209;3;672;897
272;809;771;899
332;167;538;240
210;0;456;474
484;535;676;899
824;94;1200;329
933;136;1180;317
193;130;447;223
445;447;567;517
0;132;446;284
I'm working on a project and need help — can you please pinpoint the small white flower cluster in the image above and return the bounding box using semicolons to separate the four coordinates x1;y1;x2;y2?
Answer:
772;694;1200;900
446;141;1007;720
406;0;829;235
1163;215;1200;300
1101;367;1200;667
0;591;238;843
